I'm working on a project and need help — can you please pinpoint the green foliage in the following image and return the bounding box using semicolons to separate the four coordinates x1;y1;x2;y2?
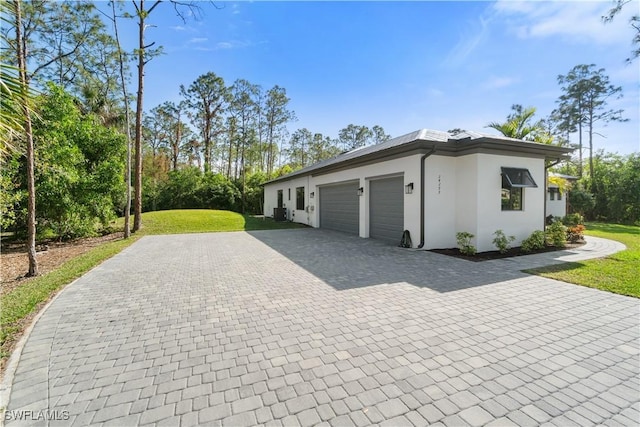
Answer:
583;152;640;224
486;104;553;143
603;0;640;63
562;213;584;227
568;186;595;217
0;155;25;230
554;64;626;180
521;230;546;252
147;168;241;212
546;220;567;247
241;171;268;214
527;222;640;297
29;85;125;239
456;231;476;256
203;172;241;211
2;84;126;239
492;230;516;254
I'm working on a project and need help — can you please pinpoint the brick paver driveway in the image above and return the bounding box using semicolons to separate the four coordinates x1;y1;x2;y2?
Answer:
3;229;639;426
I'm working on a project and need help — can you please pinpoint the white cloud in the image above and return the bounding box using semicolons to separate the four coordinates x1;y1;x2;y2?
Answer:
444;15;491;67
427;87;444;97
493;0;635;46
482;76;519;90
188;37;208;44
214;40;251;50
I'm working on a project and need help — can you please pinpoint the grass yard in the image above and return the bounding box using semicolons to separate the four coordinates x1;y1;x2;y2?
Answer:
526;222;640;298
1;210;302;368
135;209;306;235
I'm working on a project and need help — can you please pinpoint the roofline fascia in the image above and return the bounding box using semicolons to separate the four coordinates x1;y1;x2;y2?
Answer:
264;138;573;185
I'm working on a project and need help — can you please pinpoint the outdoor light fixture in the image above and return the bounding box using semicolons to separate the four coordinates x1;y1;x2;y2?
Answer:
405;182;414;194
357;187;364;196
310;192;315;198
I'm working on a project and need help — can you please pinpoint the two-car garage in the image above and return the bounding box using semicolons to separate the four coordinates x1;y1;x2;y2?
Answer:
318;176;404;244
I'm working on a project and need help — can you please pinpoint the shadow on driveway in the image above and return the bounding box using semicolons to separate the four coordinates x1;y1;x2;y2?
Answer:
248;228;531;293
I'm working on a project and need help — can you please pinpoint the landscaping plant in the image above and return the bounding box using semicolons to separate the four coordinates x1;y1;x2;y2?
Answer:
567;224;586;243
521;230;546;252
546;220;567;247
562;213;584;227
456;231;477;256
492;230;516;254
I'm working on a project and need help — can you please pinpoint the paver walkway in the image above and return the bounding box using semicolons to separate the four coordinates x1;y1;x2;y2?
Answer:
2;229;639;426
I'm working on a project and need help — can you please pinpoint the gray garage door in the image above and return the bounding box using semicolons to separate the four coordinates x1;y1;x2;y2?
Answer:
319;181;360;235
370;176;404;244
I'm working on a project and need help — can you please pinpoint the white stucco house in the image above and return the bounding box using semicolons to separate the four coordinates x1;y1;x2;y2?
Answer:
546;173;578;219
263;129;572;252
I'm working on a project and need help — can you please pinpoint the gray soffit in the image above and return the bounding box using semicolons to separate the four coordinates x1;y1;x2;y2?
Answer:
265;129;573;184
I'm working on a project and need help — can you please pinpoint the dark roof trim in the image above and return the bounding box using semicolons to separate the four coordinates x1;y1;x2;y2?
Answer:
265;129;573;185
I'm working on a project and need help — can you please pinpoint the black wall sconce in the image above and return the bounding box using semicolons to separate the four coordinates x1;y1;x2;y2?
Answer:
357;187;364;196
310;192;315;198
405;182;414;194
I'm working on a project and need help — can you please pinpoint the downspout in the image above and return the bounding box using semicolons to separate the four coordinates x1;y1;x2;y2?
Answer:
307;175;311;224
418;148;437;248
544;158;563;229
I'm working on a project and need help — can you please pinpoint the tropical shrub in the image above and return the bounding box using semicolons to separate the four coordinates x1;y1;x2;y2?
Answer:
562;213;584;227
456;231;476;256
568;186;595;217
493;230;515;254
546;220;567;248
28;84;125;240
521;230;546;252
567;224;586;243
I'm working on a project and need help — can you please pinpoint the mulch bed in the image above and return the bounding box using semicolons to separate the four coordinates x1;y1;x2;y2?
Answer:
430;241;586;262
1;232;124;296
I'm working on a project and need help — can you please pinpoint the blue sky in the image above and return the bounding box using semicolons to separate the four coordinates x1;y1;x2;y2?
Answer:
108;1;639;155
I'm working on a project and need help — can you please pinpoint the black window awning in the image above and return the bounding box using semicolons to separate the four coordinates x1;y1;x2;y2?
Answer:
501;167;538;188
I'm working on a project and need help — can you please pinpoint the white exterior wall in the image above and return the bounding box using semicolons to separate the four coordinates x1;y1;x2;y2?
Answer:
546;190;566;218
264;155;422;245
453;155;479;247
264;152;547;252
263;176;312;225
424;155;458;249
475;154;545;252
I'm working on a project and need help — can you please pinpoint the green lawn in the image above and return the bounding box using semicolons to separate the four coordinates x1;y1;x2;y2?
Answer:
526;222;640;298
1;210;303;364
136;209;306;235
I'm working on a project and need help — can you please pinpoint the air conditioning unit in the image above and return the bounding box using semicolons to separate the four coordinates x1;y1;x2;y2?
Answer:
273;207;287;222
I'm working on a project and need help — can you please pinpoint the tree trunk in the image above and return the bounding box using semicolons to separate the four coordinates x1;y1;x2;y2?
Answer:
240;138;245;213
15;0;38;276
111;2;132;238
577;99;583;178
588;104;595;193
204;115;211;173
173;124;180;171
227;127;233;178
267;122;274;176
133;1;145;232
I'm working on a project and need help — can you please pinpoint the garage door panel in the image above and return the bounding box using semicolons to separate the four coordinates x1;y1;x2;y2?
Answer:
370;177;404;243
319;182;359;235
